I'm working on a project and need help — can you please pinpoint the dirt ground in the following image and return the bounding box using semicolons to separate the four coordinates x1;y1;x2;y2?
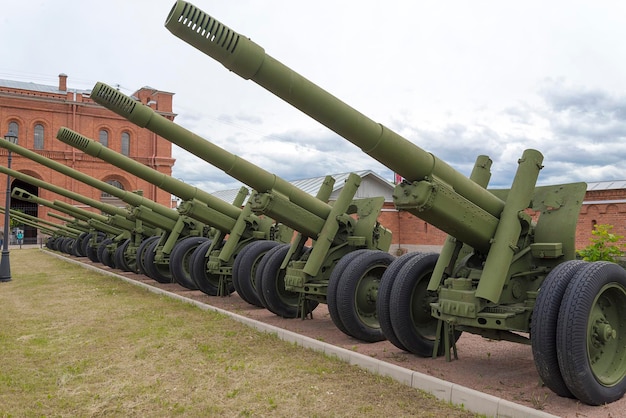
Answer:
58;252;624;418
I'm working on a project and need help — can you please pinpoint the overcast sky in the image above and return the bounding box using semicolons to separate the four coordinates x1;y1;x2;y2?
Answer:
3;0;626;193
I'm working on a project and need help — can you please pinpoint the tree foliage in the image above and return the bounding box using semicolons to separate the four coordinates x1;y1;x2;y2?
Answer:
577;224;625;262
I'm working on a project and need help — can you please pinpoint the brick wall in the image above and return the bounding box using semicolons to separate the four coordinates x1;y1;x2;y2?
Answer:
0;75;176;243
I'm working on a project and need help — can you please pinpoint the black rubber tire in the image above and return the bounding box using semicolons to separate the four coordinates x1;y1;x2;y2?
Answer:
49;237;60;251
45;236;55;249
390;252;458;357
233;240;280;308
86;241;101;263
336;250;395;342
82;232;105;259
378;252;422;351
136;236;160;276
72;232;89;257
143;239;173;284
531;260;587;398
326;249;370;336
557;261;626;405
189;239;232;296
169;236;208;290
114;239;133;272
254;244;287;309
59;237;72;254
260;244;318;318
101;242;117;269
96;238;114;265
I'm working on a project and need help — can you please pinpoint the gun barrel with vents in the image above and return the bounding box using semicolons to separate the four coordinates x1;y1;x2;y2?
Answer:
0;139;177;223
56;127;243;232
89;82;331;224
164;0;504;220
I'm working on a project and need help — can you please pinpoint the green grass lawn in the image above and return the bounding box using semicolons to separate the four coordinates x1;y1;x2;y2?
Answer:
0;249;477;417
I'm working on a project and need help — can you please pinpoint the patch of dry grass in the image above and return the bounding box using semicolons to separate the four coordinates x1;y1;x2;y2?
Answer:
0;249;478;417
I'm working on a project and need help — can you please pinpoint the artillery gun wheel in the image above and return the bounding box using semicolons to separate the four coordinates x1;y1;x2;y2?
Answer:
85;241;101;263
53;237;64;252
85;233;106;263
114;239;135;273
556;261;626;405
390;252;460;357
233;240;280;308
72;232;89;257
96;238;114;265
61;238;75;255
377;252;423;351
48;237;58;251
45;236;55;249
101;242;118;269
169;237;209;290
260;244;318;318
336;250;395;342
254;244;288;308
189;239;233;296
531;259;587;398
143;239;174;284
82;232;105;259
136;236;160;276
327;249;371;336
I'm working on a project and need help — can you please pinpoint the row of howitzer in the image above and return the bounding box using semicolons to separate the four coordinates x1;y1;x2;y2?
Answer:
2;0;624;406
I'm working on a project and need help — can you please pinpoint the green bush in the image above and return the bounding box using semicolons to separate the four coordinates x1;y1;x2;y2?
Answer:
577;224;625;262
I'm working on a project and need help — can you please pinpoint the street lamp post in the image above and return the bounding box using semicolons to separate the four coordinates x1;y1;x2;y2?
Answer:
0;130;18;282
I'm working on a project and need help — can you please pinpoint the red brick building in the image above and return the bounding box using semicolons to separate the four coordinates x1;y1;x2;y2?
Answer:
0;74;176;244
578;181;626;250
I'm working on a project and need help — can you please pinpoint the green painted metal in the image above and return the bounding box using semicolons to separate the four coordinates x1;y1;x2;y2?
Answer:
0;206;81;238
88;83;391;249
56;127;292;295
161;2;626;405
56;127;244;234
89;81;392;321
0;141;177;224
11;188;123;237
0;140;212;278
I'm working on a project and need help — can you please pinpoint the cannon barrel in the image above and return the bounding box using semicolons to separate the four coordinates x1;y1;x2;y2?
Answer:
0;206;80;237
56;127;242;225
0;165;130;220
12;187;102;223
89;83;331;223
164;0;504;222
0;140;178;223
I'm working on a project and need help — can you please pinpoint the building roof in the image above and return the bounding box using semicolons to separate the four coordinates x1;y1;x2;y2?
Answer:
0;78;90;95
210;175;626;205
212;170;394;204
586;180;626;191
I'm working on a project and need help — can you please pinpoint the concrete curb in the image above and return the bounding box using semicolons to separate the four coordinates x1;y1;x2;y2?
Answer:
49;251;558;418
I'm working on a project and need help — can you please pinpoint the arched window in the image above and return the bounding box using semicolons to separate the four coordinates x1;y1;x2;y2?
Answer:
34;124;44;149
101;180;124;198
8;121;19;143
121;132;130;156
99;129;109;148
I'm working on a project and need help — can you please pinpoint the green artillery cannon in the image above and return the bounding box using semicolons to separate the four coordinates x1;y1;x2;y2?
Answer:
10;186;129;262
89;80;393;343
0;161;159;268
1;162;154;259
0;141;233;289
0;205;83;250
57;128;293;300
40;213;92;253
164;1;626;405
0;142;210;285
